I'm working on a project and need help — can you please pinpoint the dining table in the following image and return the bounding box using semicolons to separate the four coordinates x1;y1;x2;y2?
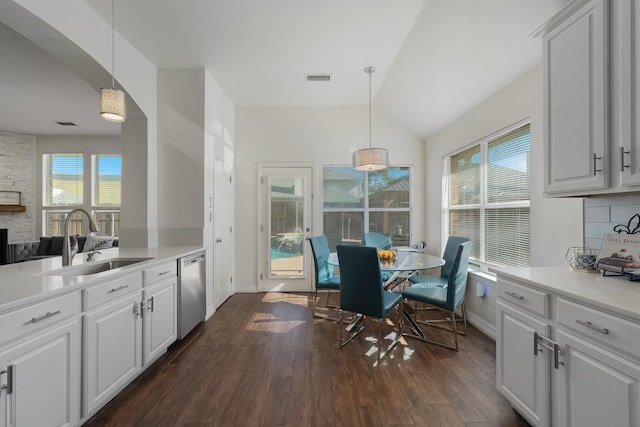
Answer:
327;248;445;290
327;248;445;335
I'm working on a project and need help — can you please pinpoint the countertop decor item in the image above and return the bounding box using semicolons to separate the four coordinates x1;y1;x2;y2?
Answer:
565;246;598;272
596;233;640;279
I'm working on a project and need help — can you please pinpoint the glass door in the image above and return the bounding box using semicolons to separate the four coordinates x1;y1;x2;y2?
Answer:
260;166;313;291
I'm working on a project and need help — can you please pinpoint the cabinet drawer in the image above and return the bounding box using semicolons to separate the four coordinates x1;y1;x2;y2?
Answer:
83;273;142;311
143;260;177;286
558;298;640;357
497;278;549;318
0;292;78;345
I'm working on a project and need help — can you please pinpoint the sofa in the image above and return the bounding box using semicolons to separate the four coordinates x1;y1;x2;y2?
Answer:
7;235;118;263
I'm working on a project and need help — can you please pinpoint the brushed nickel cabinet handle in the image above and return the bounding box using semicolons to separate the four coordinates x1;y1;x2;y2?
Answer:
576;319;609;334
593;153;603;175
621;147;630;171
29;310;61;323
108;285;129;293
504;291;524;300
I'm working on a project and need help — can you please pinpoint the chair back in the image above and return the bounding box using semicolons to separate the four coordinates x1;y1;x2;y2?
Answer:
363;232;392;250
441;236;470;278
337;245;385;318
410;241;426;252
309;236;334;286
445;241;471;311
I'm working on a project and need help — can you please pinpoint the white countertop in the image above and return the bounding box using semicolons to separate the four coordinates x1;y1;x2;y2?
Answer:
494;266;640;321
0;246;204;313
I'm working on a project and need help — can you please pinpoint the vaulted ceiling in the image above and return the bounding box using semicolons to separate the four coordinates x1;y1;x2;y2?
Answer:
0;0;568;138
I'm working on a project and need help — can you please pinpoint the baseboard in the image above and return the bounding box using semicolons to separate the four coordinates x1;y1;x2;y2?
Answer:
467;311;496;340
234;284;258;293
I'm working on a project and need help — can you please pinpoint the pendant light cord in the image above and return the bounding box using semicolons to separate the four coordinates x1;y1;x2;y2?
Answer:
368;68;372;149
111;0;115;89
365;66;375;149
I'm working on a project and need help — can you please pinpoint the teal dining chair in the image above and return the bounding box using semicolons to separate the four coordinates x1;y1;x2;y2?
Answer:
363;232;392;250
337;245;402;362
402;240;471;351
408;236;469;287
309;236;341;320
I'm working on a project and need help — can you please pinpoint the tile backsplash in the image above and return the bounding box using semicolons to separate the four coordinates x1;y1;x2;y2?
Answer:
584;194;640;250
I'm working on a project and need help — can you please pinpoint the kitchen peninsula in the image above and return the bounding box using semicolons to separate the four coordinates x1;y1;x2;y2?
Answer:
0;246;204;427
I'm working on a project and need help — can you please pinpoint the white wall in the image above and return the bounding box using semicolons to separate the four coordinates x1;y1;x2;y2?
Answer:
234;107;424;288
424;64;583;266
424;64;584;335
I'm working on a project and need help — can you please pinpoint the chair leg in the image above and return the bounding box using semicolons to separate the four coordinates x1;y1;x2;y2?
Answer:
313;289;341;321
402;304;461;351
413;302;467;336
339;310;365;349
375;316;401;362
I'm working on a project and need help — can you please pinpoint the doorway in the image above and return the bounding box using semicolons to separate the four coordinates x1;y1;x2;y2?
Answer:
258;164;314;292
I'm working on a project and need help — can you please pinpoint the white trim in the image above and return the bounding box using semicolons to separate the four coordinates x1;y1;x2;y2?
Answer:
467;312;496;340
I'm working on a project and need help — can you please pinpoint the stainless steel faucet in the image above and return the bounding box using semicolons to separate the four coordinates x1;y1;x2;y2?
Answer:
62;208;100;266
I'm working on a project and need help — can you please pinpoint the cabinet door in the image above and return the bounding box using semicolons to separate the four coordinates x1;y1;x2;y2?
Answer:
615;0;640;186
0;320;79;427
556;330;640;427
497;301;551;427
83;292;142;416
142;277;177;365
543;0;609;195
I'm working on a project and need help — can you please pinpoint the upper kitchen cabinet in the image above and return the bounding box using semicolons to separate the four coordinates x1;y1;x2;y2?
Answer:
537;0;609;196
539;0;640;196
613;0;640;186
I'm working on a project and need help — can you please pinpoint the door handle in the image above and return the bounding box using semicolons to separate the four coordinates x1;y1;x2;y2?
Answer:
216;238;223;243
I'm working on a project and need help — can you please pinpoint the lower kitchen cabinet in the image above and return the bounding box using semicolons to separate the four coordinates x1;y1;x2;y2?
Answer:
83;291;143;416
496;270;640;427
0;319;80;427
556;330;640;427
496;300;551;426
142;277;177;365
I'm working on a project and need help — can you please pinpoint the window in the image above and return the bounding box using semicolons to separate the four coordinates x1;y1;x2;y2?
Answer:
42;153;121;237
322;166;411;250
444;123;530;269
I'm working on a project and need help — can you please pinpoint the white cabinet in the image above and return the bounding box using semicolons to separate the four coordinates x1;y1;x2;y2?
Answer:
556;330;640;427
82;288;142;416
496;272;640;427
0;293;80;427
497;300;551;427
540;0;609;195
613;0;640;186
541;0;640;195
142;263;177;365
82;263;178;418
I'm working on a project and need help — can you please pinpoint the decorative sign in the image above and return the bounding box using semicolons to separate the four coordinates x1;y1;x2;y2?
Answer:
0;191;21;206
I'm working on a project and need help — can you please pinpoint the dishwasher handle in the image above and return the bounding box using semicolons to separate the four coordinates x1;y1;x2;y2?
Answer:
182;253;205;266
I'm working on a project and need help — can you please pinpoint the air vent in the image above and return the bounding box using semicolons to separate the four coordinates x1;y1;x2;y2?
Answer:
305;74;331;82
55;121;78;127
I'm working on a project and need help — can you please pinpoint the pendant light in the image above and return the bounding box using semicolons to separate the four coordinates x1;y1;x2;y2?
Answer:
353;66;388;171
100;0;126;122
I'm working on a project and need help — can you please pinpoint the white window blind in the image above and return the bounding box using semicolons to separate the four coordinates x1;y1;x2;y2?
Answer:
446;123;530;269
93;155;121;207
44;154;83;206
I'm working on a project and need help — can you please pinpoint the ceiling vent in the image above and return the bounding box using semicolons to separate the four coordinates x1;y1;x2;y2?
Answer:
55;121;78;126
305;74;331;82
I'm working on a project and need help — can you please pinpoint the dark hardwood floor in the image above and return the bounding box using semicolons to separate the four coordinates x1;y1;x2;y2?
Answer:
83;292;530;427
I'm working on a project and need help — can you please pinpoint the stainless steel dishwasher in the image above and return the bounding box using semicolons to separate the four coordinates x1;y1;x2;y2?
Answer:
177;251;206;339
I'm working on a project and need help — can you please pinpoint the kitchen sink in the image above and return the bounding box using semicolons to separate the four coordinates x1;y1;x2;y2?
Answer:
43;257;153;276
